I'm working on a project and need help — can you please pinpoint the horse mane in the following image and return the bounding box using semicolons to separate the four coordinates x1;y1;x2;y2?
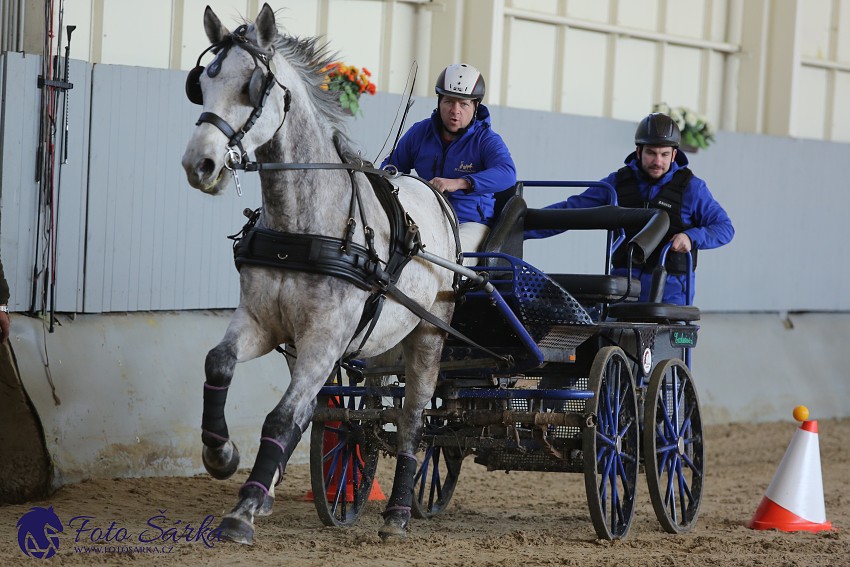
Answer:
248;16;359;161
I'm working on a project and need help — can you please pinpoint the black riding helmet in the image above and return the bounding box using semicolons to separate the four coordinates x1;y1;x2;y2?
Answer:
635;113;681;147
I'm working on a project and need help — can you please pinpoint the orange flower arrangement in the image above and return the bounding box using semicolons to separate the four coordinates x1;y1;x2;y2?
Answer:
320;62;377;116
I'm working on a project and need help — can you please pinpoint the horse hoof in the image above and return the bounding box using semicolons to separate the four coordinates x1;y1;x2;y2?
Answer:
256;493;275;517
378;516;409;541
217;516;254;545
202;441;240;480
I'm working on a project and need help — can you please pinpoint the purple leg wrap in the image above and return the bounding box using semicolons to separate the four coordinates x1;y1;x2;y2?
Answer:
201;383;229;448
383;452;418;519
244;437;285;493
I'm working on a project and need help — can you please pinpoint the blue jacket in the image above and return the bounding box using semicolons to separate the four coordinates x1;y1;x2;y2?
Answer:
527;151;734;305
382;104;516;225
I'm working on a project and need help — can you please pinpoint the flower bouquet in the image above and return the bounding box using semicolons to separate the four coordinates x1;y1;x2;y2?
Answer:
321;62;377;116
653;102;715;151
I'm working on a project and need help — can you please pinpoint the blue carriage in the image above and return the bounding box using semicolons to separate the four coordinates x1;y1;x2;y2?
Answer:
310;180;704;540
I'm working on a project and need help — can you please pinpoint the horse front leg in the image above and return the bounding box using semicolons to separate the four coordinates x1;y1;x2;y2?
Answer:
217;346;336;545
201;340;241;480
201;308;280;481
379;324;446;540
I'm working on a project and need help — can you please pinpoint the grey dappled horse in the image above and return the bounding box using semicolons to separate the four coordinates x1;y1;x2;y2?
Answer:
181;4;457;543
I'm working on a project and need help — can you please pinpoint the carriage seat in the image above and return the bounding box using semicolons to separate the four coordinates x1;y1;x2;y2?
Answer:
606;301;700;323
549;273;641;303
605;254;700;322
480;189;526;263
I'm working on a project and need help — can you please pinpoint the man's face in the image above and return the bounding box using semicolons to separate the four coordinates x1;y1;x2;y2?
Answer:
439;95;476;134
638;145;677;180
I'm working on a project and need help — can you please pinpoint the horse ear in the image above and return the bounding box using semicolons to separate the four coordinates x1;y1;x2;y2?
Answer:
255;3;277;49
203;5;229;44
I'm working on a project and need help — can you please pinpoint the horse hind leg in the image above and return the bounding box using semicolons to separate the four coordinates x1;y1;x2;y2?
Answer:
379;323;446;540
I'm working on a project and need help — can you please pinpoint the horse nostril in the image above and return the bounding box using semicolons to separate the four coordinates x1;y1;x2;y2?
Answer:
196;158;216;177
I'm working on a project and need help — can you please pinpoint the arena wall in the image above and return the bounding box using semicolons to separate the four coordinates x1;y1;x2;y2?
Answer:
5;310;848;490
2;61;848;490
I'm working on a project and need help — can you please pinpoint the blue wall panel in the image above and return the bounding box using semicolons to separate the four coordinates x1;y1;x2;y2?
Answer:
1;62;848;313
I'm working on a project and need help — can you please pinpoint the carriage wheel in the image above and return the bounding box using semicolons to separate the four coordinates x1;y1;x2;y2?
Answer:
309;378;380;527
411;397;464;519
643;358;704;534
583;346;640;540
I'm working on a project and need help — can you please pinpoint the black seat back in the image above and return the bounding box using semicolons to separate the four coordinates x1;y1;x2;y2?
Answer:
492;182;522;221
481;192;527;264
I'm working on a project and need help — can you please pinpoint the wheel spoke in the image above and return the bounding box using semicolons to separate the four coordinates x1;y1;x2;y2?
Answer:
411;398;464;519
644;358;704;534
310;387;380;527
585;347;638;540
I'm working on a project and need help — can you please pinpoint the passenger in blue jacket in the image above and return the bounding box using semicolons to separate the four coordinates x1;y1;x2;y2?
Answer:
527;113;734;305
382;63;516;264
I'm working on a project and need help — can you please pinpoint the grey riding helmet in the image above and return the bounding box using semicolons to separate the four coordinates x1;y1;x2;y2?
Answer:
635;113;681;147
435;63;485;101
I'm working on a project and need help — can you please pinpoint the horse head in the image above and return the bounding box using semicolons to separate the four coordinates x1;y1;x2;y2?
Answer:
181;3;290;195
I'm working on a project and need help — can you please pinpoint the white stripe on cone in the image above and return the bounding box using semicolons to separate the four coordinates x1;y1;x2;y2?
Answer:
762;423;826;523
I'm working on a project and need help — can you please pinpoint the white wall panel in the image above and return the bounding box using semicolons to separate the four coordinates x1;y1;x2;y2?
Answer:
708;0;729;42
616;0;658;32
705;51;725;127
838;0;850;61
799;0;833;60
611;38;655;120
660;45;703;109
62;0;94;62
561;29;607;116
510;0;559;14
271;0;320;38
181;0;253;70
386;3;418;93
100;1;173;68
831;71;850;142
795;66;828;139
326;0;382;77
565;0;610;22
505;19;556;111
665;0;706;38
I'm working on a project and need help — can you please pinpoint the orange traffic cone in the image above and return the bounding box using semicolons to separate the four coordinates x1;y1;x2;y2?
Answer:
748;406;833;532
305;398;385;502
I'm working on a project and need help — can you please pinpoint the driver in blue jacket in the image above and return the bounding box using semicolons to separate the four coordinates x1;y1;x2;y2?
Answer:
527;113;734;305
382;63;516;264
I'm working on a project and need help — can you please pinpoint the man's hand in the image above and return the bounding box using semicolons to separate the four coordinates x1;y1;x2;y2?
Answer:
0;312;9;344
669;233;692;253
429;177;470;193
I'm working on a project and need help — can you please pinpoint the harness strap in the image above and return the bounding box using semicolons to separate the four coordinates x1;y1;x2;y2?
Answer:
341;171;417;361
233;159;395;179
235;228;388;291
197;112;247;158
